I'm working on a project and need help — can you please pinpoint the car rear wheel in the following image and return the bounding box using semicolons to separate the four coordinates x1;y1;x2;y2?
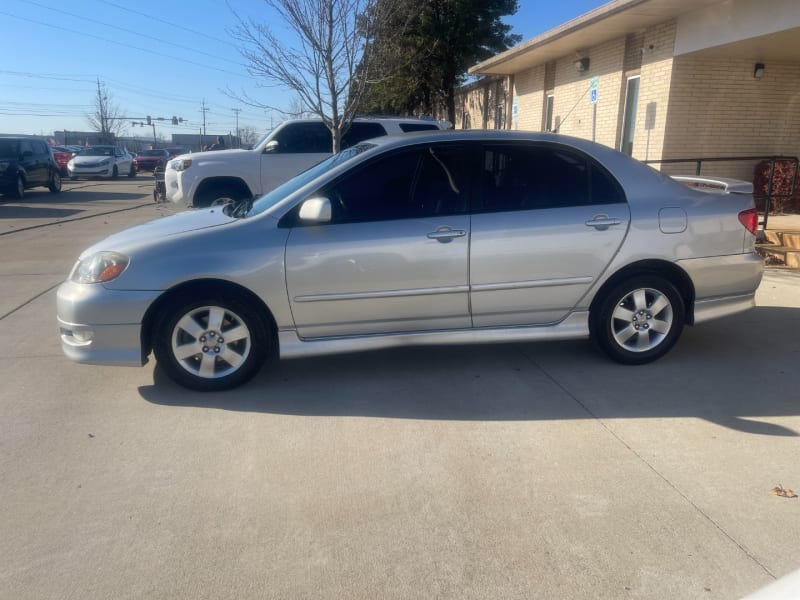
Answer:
14;175;25;199
153;295;270;391
49;171;62;193
591;275;685;365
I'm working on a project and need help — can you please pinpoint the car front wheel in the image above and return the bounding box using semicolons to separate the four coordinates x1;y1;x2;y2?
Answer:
153;295;269;391
591;275;685;365
111;165;118;179
128;164;136;178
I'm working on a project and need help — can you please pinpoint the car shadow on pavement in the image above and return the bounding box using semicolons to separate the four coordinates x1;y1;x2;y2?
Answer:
138;305;800;436
0;205;83;219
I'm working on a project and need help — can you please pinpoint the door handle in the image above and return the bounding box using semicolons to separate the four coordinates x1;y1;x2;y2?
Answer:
427;227;466;242
585;216;621;230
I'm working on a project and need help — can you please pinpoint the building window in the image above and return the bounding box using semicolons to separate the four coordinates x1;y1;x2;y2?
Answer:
620;76;640;156
544;94;554;132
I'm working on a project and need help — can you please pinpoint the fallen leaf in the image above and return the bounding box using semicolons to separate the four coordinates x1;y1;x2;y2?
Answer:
771;485;798;498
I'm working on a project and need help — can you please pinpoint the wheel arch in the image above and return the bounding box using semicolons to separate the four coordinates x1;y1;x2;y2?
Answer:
140;278;278;362
589;260;696;325
194;177;253;205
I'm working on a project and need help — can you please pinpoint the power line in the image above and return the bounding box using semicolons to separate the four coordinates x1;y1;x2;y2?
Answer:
24;0;247;69
0;9;249;79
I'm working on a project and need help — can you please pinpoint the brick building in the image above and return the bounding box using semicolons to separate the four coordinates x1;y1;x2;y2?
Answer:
458;0;800;185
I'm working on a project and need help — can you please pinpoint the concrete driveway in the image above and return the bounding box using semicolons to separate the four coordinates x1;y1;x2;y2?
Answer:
1;180;798;599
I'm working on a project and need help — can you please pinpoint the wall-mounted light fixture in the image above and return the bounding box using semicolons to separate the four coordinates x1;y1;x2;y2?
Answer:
753;63;765;79
574;57;590;73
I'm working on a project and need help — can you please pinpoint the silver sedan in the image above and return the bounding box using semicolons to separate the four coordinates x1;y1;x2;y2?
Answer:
57;131;764;390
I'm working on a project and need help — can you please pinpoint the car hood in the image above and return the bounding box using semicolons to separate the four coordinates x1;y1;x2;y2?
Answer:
80;208;237;258
71;154;114;164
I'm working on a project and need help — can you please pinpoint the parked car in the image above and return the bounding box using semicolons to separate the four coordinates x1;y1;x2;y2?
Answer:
163;117;449;208
134;149;170;172
51;146;74;176
67;145;135;179
57;131;763;391
0;135;62;198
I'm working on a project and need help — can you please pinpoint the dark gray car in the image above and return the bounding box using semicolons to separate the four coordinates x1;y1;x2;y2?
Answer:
0;135;62;198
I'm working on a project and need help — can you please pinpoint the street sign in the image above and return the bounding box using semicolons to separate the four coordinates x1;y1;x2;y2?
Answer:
590;76;599;105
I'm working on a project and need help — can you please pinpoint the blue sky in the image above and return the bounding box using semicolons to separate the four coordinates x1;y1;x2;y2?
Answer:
0;0;605;139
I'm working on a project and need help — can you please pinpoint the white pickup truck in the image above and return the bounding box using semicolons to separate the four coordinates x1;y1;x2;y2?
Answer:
164;117;449;208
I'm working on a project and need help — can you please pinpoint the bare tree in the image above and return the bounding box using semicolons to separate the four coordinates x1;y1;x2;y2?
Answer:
238;126;261;147
86;79;126;143
230;0;393;152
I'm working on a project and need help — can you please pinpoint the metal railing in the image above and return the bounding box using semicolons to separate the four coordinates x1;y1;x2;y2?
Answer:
643;156;799;229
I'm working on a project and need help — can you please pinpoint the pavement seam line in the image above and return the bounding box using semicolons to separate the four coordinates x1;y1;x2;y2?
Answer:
0;282;61;321
517;346;777;581
0;203;153;237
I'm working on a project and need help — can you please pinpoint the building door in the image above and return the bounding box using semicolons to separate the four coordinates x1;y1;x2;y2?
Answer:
620;75;640;156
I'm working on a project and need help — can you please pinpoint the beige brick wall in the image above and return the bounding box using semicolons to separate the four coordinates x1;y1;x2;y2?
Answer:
512;64;546;131
661;57;800;180
455;77;511;130
629;20;677;164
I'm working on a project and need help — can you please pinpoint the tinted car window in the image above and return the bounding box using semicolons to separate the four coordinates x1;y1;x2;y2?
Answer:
273;122;332;153
0;140;20;157
322;145;469;224
399;123;440;132
342;122;387;148
477;144;624;212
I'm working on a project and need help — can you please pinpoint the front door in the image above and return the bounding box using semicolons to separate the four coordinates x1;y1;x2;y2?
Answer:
285;145;472;338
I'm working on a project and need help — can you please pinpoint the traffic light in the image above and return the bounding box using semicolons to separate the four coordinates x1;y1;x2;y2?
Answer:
146;115;151;125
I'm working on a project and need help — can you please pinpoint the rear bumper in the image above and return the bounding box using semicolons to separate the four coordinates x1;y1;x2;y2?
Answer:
677;252;764;324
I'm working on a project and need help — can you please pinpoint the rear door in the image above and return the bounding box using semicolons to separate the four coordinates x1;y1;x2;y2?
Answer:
285;144;471;338
470;143;630;327
20;140;47;184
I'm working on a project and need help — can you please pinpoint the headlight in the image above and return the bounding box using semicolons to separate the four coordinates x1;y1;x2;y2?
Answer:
70;252;129;284
169;158;192;171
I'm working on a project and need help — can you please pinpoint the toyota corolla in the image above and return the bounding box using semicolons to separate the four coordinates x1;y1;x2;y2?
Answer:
57;131;763;391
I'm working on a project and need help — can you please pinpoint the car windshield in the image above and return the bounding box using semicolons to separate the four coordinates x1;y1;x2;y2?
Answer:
0;140;20;157
81;147;115;156
245;143;375;218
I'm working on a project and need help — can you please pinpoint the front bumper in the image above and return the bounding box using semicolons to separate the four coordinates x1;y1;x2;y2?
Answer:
68;165;114;178
57;280;162;367
163;168;191;206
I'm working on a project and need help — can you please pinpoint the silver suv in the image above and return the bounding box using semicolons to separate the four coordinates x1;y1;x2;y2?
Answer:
164;117;449;208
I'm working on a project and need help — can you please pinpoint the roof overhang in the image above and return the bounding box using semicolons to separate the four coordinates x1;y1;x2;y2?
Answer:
470;0;721;76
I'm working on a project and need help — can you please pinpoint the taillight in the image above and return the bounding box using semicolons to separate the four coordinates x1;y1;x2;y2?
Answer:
738;208;758;235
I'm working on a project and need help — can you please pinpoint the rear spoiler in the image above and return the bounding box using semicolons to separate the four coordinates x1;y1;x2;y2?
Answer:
670;175;753;195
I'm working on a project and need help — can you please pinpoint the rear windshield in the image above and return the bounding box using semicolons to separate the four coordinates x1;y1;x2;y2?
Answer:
0;140;20;157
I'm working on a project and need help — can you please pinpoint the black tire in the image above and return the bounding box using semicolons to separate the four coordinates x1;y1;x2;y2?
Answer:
591;275;685;365
128;164;136;178
49;170;62;193
153;294;270;391
194;185;246;208
111;165;119;179
14;175;25;199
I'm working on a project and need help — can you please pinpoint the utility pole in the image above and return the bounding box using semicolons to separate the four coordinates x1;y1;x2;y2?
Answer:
200;100;209;149
232;108;241;148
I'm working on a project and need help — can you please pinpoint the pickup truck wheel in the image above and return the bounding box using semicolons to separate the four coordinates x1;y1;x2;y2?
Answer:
195;186;246;208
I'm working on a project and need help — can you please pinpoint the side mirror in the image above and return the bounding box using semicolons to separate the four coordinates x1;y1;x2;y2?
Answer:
298;197;332;223
264;140;279;154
